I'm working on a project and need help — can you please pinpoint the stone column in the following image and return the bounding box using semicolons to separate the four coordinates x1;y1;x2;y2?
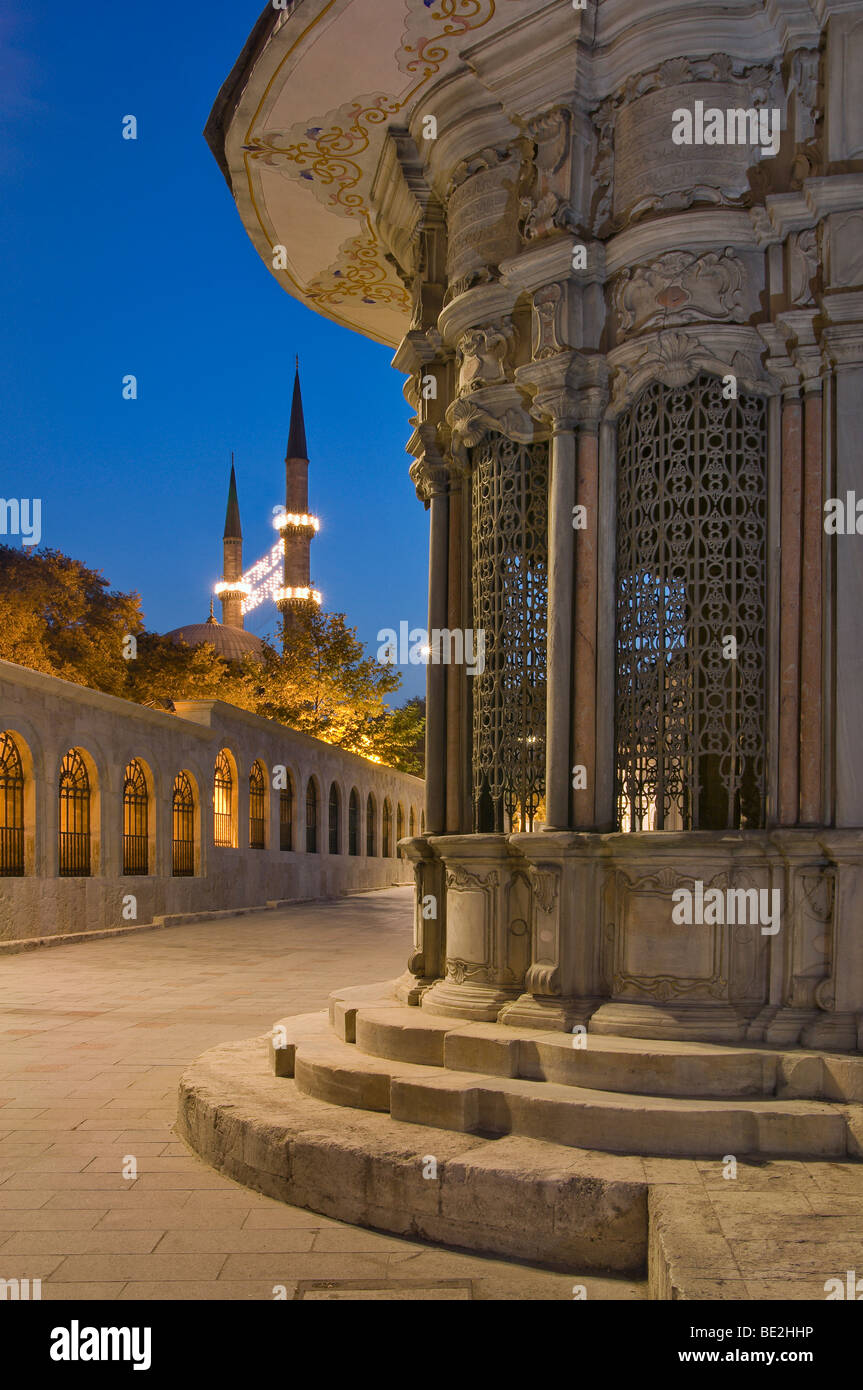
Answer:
572;420;600;829
799;381;823;824
421;834;528;1022
541;399;578;830
823;324;863;827
426;485;449;835
445;465;468;833
778;389;803;825
396;836;446;1005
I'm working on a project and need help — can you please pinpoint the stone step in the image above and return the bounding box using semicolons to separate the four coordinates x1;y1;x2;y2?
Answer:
353;1006;780;1098
291;1029;851;1159
350;1004;863;1104
179;1023;650;1274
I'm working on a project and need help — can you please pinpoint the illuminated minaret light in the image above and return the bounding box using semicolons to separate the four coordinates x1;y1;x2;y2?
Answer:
275;360;321;647
214;455;251;627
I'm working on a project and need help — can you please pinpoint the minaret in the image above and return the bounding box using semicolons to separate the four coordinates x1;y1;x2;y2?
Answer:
275;360;321;647
215;456;249;629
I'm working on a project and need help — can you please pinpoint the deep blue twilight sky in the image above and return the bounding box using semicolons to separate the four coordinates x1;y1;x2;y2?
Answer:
0;0;428;700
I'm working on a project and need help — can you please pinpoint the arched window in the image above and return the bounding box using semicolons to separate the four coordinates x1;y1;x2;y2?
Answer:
172;772;195;877
396;803;404;845
348;788;359;856
0;732;25;877
421;810;425;835
306;778;318;854
366;793;376;857
280;774;293;852
383;799;392;858
615;374;767;831
214;751;233;848
59;749;90;877
409;806;415;838
249;761;266;849
123;759;149;875
328;782;340;854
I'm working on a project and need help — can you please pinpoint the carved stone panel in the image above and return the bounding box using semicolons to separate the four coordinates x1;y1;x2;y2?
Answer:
444;866;496;983
604;866;767;1005
612;249;748;337
446;146;527;300
825;213;863;291
613;84;758;223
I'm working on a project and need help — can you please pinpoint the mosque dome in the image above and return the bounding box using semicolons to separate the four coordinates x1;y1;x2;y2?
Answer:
165;616;264;663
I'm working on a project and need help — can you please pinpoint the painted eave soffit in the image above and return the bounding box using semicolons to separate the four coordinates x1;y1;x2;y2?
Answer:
207;0;824;350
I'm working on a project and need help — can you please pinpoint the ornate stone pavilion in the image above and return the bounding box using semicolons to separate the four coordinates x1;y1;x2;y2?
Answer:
183;0;863;1283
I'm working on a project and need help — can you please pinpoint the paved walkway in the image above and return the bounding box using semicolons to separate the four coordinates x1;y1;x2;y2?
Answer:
0;888;642;1301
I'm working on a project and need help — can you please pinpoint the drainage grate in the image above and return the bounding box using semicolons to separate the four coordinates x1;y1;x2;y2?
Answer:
295;1279;473;1300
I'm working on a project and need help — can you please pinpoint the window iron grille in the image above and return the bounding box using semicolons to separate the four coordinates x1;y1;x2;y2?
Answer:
0;732;24;877
328;783;339;854
172;772;195;876
123;759;149;875
249;761;266;849
615;374;767;831
280;781;293;851
59;749;90;877
471;435;548;832
214;750;233;848
306;779;318;854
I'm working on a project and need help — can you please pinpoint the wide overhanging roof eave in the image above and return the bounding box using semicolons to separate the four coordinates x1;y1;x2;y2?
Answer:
204;3;281;188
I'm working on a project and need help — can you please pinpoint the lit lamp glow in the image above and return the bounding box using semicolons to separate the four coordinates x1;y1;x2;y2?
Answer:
276;586;322;604
214;581;251;597
273;512;321;532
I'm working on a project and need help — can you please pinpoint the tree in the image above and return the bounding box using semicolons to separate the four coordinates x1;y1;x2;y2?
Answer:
0;546;142;696
363;696;426;776
231;607;402;749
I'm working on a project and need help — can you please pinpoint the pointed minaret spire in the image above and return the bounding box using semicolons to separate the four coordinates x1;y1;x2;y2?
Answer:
223;453;242;540
277;359;321;648
217;455;247;630
286;364;308;464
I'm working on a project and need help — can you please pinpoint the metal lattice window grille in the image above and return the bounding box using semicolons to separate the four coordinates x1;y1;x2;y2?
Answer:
306;779;318;853
249;761;266;849
349;789;359;856
214;750;234;848
328;783;340;854
397;803;404;843
172;772;195;877
0;732;25;877
615;373;767;832
366;794;376;856
280;780;293;852
123;759;149;875
59;749;91;877
471;434;549;832
383;799;392;857
409;806;415;837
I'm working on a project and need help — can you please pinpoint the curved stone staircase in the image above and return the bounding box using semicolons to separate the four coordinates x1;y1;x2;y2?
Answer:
177;981;863;1294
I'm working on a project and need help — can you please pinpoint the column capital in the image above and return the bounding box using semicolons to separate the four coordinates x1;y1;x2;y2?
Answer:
445;384;537;470
522;354;610;430
407;423;456;504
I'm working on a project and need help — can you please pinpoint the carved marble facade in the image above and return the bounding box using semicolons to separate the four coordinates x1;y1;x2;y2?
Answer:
209;0;863;1049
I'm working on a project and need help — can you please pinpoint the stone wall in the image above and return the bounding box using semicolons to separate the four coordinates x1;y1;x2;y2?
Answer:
0;660;422;942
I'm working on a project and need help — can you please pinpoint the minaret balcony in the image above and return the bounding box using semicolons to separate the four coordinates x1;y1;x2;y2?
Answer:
273;512;320;537
214;581;251;598
276;586;322;606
